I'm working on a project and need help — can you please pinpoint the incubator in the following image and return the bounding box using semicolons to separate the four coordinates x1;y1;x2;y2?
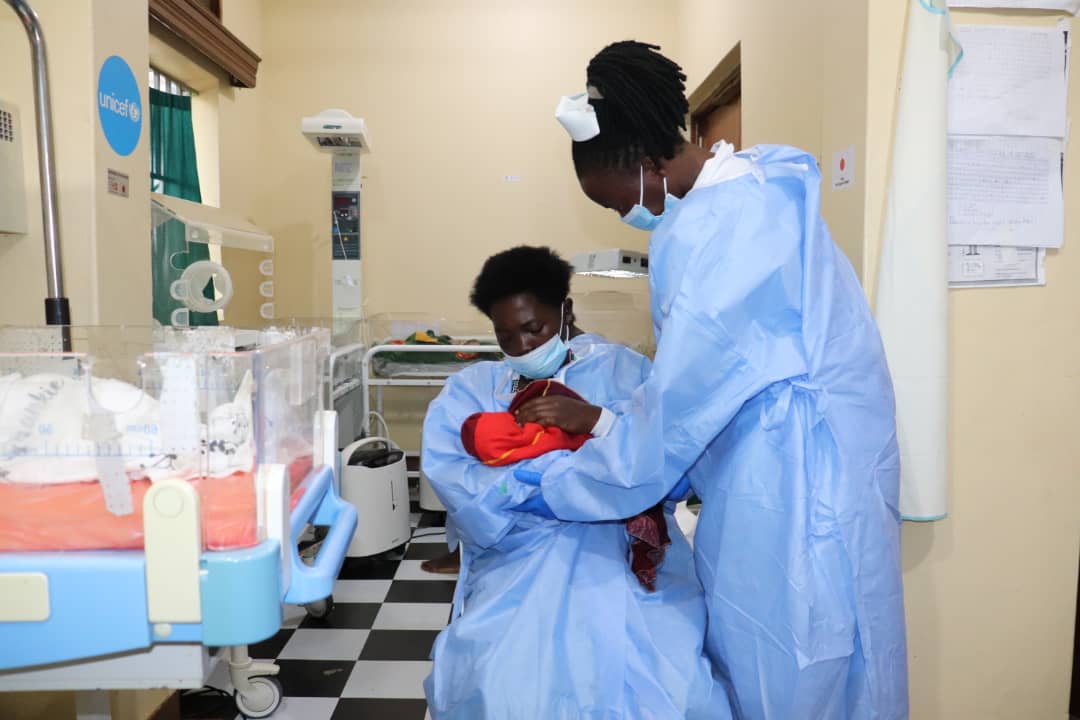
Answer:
0;325;323;551
0;325;357;719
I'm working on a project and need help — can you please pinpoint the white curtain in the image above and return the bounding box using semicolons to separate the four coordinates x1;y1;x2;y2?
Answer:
875;0;962;521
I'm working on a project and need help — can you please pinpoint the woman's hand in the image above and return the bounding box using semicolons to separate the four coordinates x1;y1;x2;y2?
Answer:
514;396;602;435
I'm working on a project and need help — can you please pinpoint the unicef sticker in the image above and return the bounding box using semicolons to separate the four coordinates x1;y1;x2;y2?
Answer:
97;55;142;157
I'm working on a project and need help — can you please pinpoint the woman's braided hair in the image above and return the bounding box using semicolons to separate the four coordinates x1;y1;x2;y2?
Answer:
572;41;689;176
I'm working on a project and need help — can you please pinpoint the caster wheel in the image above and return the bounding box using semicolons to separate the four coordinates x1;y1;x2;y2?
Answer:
235;675;282;718
304;595;334;619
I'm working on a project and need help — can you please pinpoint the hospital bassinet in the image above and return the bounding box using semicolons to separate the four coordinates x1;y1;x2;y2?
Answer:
0;326;318;552
0;325;357;719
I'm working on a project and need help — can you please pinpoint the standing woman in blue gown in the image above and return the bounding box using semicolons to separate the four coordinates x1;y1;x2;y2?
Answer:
515;41;909;720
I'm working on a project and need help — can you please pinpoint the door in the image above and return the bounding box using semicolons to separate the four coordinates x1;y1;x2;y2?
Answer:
688;47;741;151
693;93;741;150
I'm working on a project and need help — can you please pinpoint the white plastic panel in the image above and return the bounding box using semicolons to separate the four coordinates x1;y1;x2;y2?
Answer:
0;572;49;621
144;479;202;623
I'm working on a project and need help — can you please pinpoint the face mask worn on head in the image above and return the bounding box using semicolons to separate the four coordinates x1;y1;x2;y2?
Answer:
504;305;569;380
621;165;681;232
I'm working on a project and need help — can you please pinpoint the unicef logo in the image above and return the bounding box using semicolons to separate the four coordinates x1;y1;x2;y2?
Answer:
97;56;142;157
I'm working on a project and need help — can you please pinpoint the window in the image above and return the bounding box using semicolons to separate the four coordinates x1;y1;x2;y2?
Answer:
149;67;192;98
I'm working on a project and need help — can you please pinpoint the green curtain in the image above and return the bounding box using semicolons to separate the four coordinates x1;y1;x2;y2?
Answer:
149;88;217;326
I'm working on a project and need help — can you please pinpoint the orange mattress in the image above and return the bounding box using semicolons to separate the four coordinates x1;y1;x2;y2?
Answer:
0;457;314;552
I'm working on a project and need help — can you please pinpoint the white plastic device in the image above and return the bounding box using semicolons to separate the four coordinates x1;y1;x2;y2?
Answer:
170;260;234;313
571;249;649;278
339;435;410;557
301;109;371;155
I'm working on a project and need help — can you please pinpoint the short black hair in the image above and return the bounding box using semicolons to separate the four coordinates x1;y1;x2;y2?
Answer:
571;40;689;177
470;246;573;317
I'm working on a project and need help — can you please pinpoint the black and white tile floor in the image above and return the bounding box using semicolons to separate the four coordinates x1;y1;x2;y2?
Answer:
181;505;452;720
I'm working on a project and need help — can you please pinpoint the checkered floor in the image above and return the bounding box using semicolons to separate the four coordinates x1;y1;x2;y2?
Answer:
181;506;453;720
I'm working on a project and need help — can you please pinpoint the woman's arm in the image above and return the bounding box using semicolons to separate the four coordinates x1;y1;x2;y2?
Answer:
518;179;811;521
421;371;570;548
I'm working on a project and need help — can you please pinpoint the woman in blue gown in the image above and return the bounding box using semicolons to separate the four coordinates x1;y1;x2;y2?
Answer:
515;42;908;719
421;246;729;719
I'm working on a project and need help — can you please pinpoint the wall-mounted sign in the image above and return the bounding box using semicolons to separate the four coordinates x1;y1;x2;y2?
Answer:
97;55;142;157
107;169;129;198
831;146;855;190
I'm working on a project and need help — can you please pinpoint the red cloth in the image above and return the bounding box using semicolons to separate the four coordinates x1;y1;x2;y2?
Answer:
459;379;670;591
461;380;590;466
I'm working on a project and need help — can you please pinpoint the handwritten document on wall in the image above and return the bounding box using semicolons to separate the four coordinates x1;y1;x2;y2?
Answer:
947;136;1064;248
948;25;1067;138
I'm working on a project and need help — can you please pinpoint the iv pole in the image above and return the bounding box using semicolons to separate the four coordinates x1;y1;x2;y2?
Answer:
4;0;71;348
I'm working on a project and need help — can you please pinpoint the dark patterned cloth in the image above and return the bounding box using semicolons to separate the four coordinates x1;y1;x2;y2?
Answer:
625;504;671;592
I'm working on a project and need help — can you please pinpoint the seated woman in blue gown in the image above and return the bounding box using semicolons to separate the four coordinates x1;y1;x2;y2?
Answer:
421;246;731;720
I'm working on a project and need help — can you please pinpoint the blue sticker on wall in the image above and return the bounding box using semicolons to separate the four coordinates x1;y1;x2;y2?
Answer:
97;55;142;157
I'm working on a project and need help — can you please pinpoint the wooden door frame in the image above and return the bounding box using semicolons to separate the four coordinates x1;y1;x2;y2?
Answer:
688;43;741;148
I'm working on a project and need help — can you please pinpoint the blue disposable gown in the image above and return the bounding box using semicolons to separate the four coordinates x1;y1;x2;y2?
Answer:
530;147;908;719
421;334;730;720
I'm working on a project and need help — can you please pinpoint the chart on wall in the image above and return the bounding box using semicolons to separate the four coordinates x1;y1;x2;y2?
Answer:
945;22;1070;287
948;0;1079;13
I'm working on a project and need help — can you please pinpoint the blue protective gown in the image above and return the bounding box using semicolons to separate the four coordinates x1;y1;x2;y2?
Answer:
421;334;730;720
530;146;908;719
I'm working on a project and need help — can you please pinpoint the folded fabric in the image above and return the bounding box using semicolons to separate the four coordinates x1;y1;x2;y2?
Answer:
383;330;500;363
461;379;590;466
460;379;670;591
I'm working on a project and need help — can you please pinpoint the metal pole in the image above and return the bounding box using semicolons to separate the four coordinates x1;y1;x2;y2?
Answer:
4;0;71;340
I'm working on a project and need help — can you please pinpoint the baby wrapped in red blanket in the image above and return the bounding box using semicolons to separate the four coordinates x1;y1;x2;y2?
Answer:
460;379;670;591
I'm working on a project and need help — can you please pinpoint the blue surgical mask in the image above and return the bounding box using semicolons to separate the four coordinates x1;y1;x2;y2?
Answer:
504;306;569;380
621;165;680;231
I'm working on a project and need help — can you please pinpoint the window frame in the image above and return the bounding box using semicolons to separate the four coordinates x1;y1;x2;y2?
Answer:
148;0;260;88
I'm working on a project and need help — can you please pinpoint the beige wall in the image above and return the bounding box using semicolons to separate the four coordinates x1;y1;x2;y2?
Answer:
820;0;868;277
1;1;165;715
865;7;1080;719
1;0;93;326
1;3;1076;718
91;0;151;325
217;0;266;327
676;0;825;159
247;0;676;447
0;0;151;328
675;0;868;273
252;0;668;323
679;2;1080;717
148;0;266;328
